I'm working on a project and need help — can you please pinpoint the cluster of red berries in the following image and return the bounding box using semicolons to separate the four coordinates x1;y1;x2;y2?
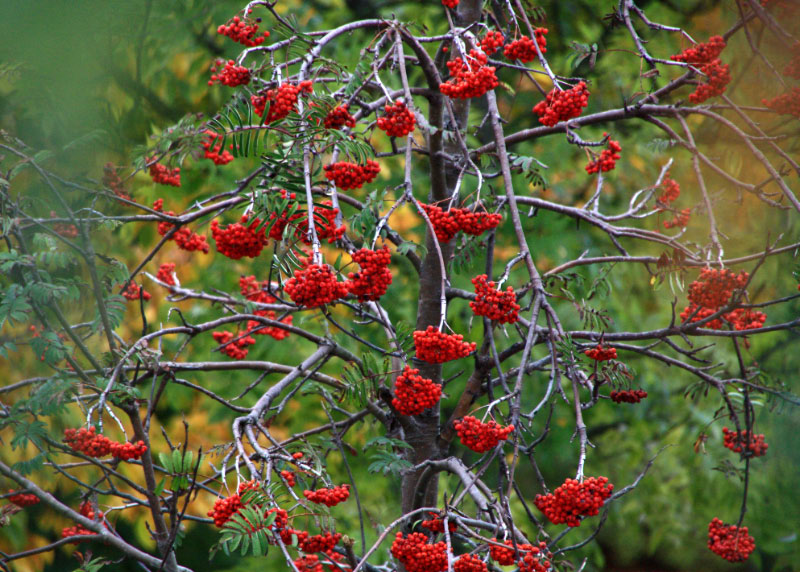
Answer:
533;81;589;127
726;308;767;330
239;275;293;340
323;104;356;129
392;366;443;415
212;330;256;360
121;282;151;302
303;484;350;507
442;0;459;8
762;87;800;119
377;100;416;137
201;131;234;165
209;59;251;87
656;173;680;207
251;81;313;123
391;532;449;572
103;163;130;200
421;513;457;533
663;207;691;229
268;192;345;244
207;481;282;528
722;427;768;457
62;501;103;543
51;212;79;238
610;389;648;404
421;204;502;243
783;43;800;79
285;263;349;307
298;531;342;553
708;518;756;562
323;160;381;190
440;50;499;99
156;262;177;287
414;326;476;363
470;275;519;324
503;29;548;62
534;476;614;527
210;215;268;259
64;427;148;461
149;162;181;187
480;30;505;55
347;246;393;302
585;137;622;174
584;344;617;361
689;59;731;103
680;268;756;329
153;199;210;253
453;554;486;572
671;36;727;65
281;470;297;487
217;16;270;47
8;491;39;507
489;539;552;572
454;416;514;453
28;325;68;363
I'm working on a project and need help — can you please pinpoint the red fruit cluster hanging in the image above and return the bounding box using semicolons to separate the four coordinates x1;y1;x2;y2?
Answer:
453;554;487;572
671;36;726;65
533;81;589;127
421;204;502;243
503;29;548;62
722;427;768;457
239;275;293;340
440;50;499;99
103;163;131;201
323;104;356;129
377;100;416;137
212;330;256;360
285;263;349;307
269;193;345;245
62;501;103;543
201;131;234;165
251;81;313;123
280;470;296;487
420;513;457;533
670;36;730;103
392;366;443;415
610;389;647;403
470;274;520;324
421;204;461;242
209;59;251;87
489;539;552;572
156;263;177;286
210;215;268;259
663;207;691;229
480;30;505;55
656;173;680;207
50;212;78;238
784;43;800;79
680;268;765;330
442;0;459;8
708;518;756;562
298;531;342;553
154;199;210;253
63;427;148;461
534;476;614;527
217;16;270;47
324;160;381;190
391;532;449;572
585;136;622;174
584;344;617;361
149;162;181;187
347;246;393;302
414;326;476;363
207;481;282;528
762;87;800;119
121;282;151;302
8;491;39;507
303;484;350;507
454;416;514;453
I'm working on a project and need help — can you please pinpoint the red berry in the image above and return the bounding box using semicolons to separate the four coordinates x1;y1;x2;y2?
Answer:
346;246;393;302
503;29;548;62
708;518;755;562
324;160;381;190
392;366;442;415
454;416;514;453
440;50;498;99
303;484;350;507
413;326;476;363
470;274;519;324
532;82;589;127
377;100;416;137
210;215;268;260
534;476;613;527
285;263;349;308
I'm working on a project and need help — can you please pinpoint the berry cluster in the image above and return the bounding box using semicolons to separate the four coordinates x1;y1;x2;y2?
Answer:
62;501;103;543
480;30;505;55
680;268;757;329
149;162;181;187
584;344;617;361
454;416;514;453
453;554;487;572
470;274;520;324
103;163;130;200
209;59;251;87
689;59;731;103
323;104;356;130
239;275;293;340
489;539;552;572
440;50;499;99
663;207;691;229
503;29;548;62
110;440;148;461
212;330;256;360
63;427;148;461
442;0;459;8
285;263;349;307
8;491;39;507
413;326;476;363
347;246;393;302
420;513;457;533
251;81;313;123
656;173;680;207
377;100;416;137
421;203;461;242
217;16;270;47
280;470;297;487
610;389;648;404
303;484;350;507
534;476;614;527
671;36;726;65
268;193;345;245
298;531;342;553
153;200;210;253
725;308;767;331
207;481;280;528
391;532;449;572
585;136;622;174
201;131;234;165
421;204;502;243
156;263;177;287
762;87;800;119
708;518;756;562
121;282;151;302
323;160;381;190
722;427;768;457
51;212;79;238
210;215;268;260
533;82;589;127
783;43;800;79
392;366;442;416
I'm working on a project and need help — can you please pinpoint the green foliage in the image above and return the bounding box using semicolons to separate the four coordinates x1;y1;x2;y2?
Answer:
213;506;277;558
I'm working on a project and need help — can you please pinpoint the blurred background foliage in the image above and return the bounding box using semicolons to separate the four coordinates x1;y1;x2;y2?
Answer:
1;0;798;571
